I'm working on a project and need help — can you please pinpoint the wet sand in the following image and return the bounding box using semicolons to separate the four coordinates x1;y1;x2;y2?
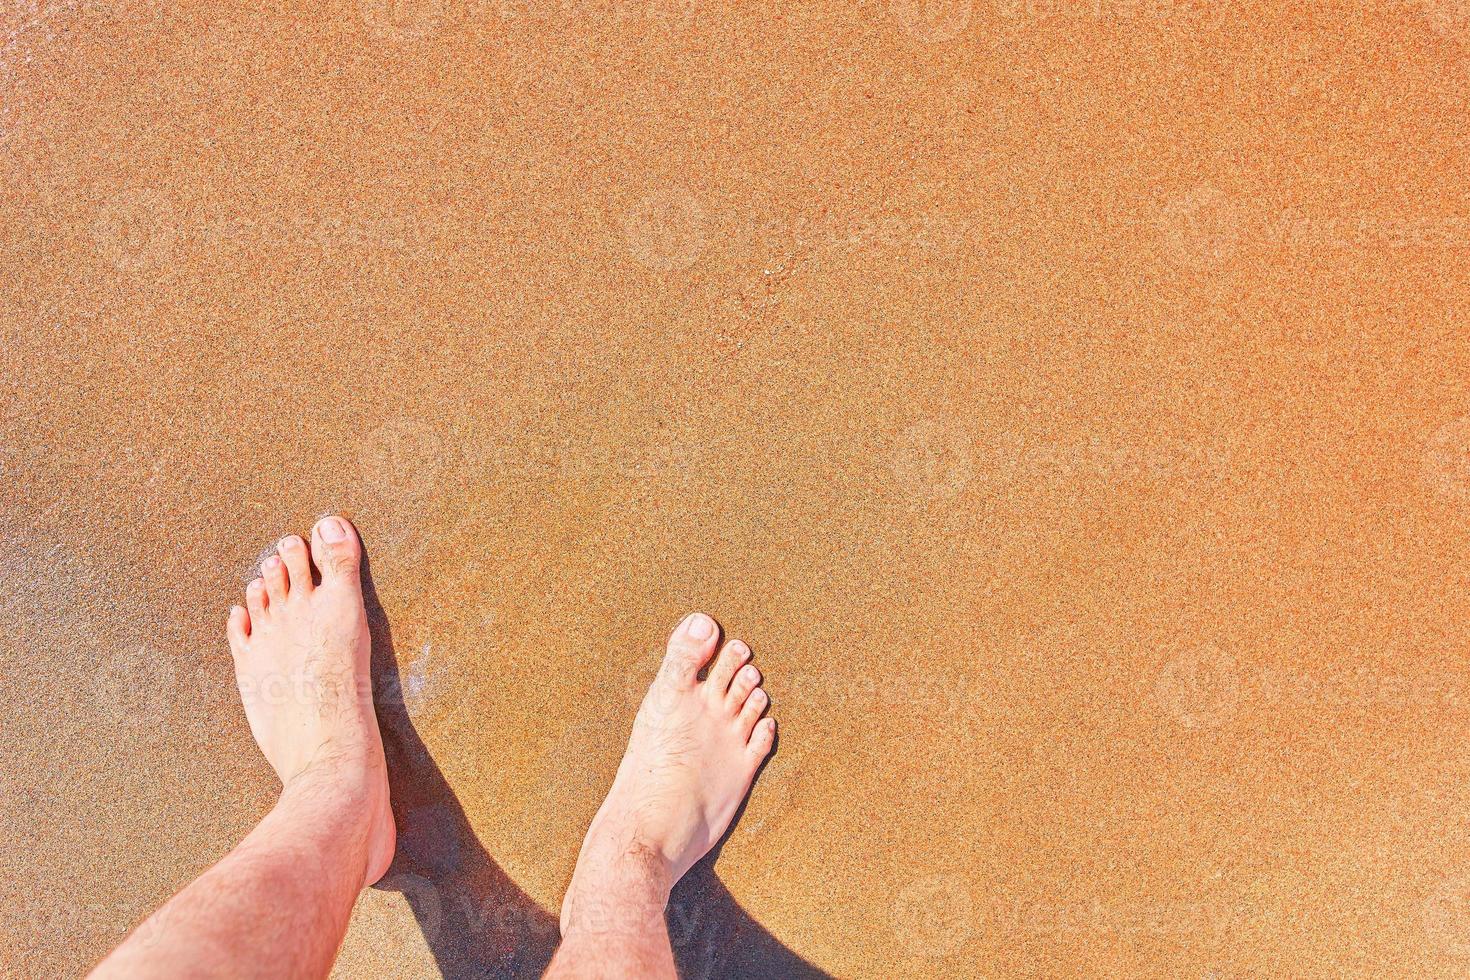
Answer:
4;1;1470;976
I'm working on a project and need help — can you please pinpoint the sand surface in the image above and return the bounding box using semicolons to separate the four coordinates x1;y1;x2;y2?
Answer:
4;0;1470;976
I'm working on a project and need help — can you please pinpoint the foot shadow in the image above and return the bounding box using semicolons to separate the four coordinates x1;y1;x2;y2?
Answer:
362;555;831;979
364;553;560;977
666;856;833;980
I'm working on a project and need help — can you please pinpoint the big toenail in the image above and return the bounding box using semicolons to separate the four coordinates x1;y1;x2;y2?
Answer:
685;613;714;640
320;518;347;542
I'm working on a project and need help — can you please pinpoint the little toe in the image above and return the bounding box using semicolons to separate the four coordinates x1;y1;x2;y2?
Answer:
261;554;288;603
276;535;313;596
245;578;268;620
738;687;769;735
662;612;720;687
705;639;749;695
227;605;250;650
310;515;363;588
726;663;761;711
748;717;776;759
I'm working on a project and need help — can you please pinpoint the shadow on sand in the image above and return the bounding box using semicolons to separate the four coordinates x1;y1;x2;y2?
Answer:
361;555;831;979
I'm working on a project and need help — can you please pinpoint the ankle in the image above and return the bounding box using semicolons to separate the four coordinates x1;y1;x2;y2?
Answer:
280;748;383;807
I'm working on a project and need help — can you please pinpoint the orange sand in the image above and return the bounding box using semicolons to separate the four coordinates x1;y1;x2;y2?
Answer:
4;0;1470;976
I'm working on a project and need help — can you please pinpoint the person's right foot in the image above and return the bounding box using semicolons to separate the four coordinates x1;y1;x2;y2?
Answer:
226;515;396;888
560;612;776;936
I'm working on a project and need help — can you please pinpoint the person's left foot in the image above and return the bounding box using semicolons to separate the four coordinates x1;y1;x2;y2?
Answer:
226;515;396;887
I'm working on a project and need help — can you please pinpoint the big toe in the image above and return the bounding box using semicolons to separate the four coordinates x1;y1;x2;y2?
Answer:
661;612;720;687
311;515;362;586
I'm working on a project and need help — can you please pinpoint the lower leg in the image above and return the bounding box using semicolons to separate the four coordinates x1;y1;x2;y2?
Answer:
91;517;395;979
91;758;383;978
548;613;777;979
550;844;677;978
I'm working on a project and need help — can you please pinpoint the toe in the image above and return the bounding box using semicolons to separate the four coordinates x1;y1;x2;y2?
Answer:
726;663;761;711
705;639;749;696
661;612;720;687
747;716;776;759
227;605;250;650
738;686;769;735
311;515;362;587
246;578;268;620
262;554;288;603
276;535;313;596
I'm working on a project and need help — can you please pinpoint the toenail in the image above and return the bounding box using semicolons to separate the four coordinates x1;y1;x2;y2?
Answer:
740;665;758;682
684;613;714;640
264;556;281;570
320;518;347;542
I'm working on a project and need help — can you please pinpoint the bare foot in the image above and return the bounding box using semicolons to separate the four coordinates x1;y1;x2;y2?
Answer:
226;515;396;887
561;612;776;936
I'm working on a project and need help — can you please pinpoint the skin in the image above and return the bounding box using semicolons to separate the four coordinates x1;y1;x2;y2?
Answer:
548;612;777;979
89;516;774;979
